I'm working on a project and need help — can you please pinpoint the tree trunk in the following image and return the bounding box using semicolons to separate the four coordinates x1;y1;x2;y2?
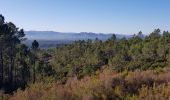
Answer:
33;59;35;83
0;48;3;85
33;50;36;83
9;41;14;84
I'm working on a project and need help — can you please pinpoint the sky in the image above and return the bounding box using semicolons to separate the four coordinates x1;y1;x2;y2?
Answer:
0;0;170;35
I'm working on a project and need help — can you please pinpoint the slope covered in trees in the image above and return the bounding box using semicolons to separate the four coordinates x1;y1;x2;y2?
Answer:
48;29;170;81
1;15;170;100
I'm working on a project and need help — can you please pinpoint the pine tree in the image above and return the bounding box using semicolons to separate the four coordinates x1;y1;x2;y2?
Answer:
31;40;39;83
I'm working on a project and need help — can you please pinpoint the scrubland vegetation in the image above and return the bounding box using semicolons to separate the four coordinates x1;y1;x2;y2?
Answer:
4;68;170;100
1;14;170;100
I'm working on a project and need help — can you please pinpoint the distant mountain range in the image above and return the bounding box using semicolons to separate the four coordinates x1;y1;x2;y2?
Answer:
25;31;133;41
24;31;134;48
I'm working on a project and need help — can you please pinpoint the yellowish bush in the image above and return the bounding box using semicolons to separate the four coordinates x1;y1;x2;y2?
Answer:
9;68;170;100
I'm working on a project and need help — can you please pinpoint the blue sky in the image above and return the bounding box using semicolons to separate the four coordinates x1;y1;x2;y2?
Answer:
0;0;170;34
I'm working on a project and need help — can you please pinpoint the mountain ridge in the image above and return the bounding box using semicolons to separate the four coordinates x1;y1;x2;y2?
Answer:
25;31;132;41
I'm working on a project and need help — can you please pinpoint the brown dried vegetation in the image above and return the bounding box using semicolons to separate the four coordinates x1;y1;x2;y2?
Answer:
8;68;170;100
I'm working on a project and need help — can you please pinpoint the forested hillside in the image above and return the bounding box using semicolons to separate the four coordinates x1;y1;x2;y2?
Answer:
1;15;170;100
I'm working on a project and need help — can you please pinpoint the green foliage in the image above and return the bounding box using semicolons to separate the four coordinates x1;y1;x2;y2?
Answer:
0;15;54;93
1;14;170;99
48;28;170;79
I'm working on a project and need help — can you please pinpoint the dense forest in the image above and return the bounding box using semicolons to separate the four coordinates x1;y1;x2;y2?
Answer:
1;15;170;100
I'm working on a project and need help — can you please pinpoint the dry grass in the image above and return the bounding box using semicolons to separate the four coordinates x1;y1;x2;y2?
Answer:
9;68;170;100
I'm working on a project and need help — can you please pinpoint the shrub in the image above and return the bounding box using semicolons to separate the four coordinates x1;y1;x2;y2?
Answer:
10;68;170;100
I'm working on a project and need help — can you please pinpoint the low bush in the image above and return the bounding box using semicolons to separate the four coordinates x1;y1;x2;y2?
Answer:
9;68;170;100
